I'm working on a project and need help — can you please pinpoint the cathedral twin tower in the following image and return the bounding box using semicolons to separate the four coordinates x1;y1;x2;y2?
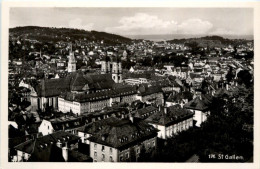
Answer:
101;55;122;83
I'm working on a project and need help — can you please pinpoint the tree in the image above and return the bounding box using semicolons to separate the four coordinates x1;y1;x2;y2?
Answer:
186;41;200;54
197;85;253;162
226;66;235;83
237;69;252;88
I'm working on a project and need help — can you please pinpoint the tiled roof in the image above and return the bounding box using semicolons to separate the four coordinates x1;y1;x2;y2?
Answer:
190;73;202;79
145;105;194;126
150;79;171;88
78;117;119;134
48;116;85;131
138;85;163;96
60;86;137;103
36;76;72;97
131;106;158;119
29;143;65;162
184;96;211;111
36;73;115;97
88;117;158;150
166;91;193;102
14;131;80;154
68;150;92;162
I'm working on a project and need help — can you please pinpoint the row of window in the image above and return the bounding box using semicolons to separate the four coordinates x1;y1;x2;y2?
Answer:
94;153;111;162
94;144;113;154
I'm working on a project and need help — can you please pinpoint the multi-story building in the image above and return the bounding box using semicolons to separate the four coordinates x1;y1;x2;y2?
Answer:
13;131;87;162
87;117;158;162
58;86;137;115
131;106;159;120
145;105;194;139
184;95;212;127
136;85;164;105
38;116;85;136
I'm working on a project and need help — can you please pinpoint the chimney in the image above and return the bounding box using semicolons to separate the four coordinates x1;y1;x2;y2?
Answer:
226;83;229;91
164;107;167;114
159;106;161;111
62;142;69;162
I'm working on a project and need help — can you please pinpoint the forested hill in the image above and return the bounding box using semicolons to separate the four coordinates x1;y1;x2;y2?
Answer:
9;26;132;45
167;35;252;48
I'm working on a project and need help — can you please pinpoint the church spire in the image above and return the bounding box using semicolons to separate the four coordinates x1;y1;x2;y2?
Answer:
68;43;76;73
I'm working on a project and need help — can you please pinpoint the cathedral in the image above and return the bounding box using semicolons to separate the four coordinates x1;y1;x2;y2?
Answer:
30;51;124;113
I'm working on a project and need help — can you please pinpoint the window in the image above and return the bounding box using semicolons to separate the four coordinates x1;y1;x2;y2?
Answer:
102;145;105;152
94;151;97;157
110;148;113;154
102;154;105;161
109;156;113;162
94;144;97;149
120;156;123;162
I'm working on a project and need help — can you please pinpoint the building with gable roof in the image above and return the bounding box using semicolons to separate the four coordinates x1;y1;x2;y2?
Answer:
131;106;159;120
145;105;194;139
13;131;90;162
38;115;85;136
87;117;158;162
136;85;164;105
184;96;211;127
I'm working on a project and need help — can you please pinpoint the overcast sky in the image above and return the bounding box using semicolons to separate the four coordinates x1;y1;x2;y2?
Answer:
10;8;253;36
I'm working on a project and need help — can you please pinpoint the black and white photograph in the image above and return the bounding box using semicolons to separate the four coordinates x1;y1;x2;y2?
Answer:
1;2;259;167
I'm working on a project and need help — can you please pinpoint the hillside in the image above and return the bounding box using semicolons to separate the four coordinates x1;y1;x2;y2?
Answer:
167;35;252;48
9;26;132;45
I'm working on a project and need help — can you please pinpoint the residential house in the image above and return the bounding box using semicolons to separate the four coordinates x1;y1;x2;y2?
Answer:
38;116;85;136
184;95;212;127
145;105;194;139
13;131;90;162
88;117;158;162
